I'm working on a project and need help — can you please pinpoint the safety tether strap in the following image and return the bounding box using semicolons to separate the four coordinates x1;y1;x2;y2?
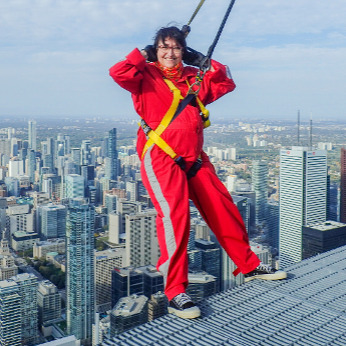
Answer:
141;79;183;159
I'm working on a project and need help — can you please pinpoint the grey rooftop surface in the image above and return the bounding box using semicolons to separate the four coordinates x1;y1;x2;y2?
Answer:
104;245;346;345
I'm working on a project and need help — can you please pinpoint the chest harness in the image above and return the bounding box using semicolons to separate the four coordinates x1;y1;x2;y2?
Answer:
140;76;209;179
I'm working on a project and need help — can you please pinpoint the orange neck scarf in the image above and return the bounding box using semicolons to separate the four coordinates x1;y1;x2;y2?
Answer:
155;62;184;81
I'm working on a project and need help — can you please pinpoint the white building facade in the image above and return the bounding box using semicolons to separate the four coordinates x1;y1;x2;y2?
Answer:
279;147;327;267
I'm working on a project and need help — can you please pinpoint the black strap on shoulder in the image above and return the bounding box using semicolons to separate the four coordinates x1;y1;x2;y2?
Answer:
170;93;196;124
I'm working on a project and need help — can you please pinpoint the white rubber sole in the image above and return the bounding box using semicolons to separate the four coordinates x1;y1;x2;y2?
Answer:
245;270;287;283
168;305;201;319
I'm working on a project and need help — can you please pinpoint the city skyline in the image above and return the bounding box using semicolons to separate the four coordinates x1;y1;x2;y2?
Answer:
1;1;346;120
0;117;344;344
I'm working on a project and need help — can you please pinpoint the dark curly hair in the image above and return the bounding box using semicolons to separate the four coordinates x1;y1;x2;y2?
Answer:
153;26;186;50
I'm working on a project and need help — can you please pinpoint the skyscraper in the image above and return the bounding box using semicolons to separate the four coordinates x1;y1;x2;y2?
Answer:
10;273;38;345
40;204;67;239
66;198;95;345
341;147;346;223
65;174;84;199
0;281;21;346
125;209;159;267
26;149;36;183
28;120;37;151
95;248;125;313
81;140;92;166
279;147;327;267
105;128;119;180
252;160;268;224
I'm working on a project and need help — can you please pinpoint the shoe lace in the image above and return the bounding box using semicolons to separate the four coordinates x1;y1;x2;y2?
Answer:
257;262;275;273
174;293;192;307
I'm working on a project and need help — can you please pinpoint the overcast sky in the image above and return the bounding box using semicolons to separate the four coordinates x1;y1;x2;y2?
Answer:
1;0;346;121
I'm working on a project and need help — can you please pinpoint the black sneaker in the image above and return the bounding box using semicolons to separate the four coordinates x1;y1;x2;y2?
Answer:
244;263;287;282
168;293;201;319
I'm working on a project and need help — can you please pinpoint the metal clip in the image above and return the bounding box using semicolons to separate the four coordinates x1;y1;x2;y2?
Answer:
140;119;152;136
187;70;205;95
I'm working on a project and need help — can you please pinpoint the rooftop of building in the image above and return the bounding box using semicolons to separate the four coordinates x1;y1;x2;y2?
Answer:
0;280;17;289
305;220;346;231
105;245;346;346
137;265;162;278
188;272;216;284
95;247;126;260
112;295;149;317
35;239;66;246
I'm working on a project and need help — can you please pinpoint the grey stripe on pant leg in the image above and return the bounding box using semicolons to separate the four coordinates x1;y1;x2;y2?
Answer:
143;146;177;284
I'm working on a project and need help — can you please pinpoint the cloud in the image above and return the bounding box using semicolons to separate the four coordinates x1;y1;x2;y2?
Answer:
1;0;346;119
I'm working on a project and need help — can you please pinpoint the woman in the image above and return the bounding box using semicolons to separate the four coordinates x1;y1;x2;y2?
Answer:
110;26;286;319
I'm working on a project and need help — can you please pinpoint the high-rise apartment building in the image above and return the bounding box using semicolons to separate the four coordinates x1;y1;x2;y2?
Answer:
95;248;125;313
279;147;327;267
28;120;37;151
0;280;21;346
66;198;95;345
37;280;61;326
252;160;268;224
10;273;38;345
126;180;138;202
105;128;119;180
26;149;36;183
6;204;34;235
40;203;67;239
81;140;92;166
125;209;159;267
116;199;141;235
65;174;84;199
105;193;117;213
341;148;346;223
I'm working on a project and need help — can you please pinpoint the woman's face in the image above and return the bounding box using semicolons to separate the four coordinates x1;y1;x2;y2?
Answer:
156;37;183;68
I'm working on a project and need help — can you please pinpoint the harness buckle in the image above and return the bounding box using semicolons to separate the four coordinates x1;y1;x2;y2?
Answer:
175;156;186;171
187;157;203;179
140;119;152;136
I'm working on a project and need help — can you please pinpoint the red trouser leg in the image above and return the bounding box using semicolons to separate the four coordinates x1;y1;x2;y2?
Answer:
141;147;191;301
188;153;260;274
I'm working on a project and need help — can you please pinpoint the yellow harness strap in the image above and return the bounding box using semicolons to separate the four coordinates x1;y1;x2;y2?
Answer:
140;79;183;159
186;80;211;128
140;78;210;159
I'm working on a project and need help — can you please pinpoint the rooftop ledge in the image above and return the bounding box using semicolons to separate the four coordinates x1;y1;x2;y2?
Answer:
105;245;346;345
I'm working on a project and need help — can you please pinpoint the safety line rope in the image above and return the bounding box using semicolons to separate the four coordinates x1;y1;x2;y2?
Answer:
206;0;237;60
187;0;206;26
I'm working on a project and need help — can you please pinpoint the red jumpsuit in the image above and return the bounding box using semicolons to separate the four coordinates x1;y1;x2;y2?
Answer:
110;48;260;300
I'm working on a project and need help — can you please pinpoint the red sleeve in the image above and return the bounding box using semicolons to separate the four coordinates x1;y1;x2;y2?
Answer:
109;48;147;95
197;59;236;105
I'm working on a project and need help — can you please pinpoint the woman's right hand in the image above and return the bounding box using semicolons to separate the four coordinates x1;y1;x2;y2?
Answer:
141;45;157;62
